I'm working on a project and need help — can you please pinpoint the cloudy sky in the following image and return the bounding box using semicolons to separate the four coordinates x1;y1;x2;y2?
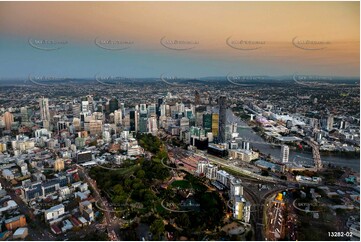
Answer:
0;1;359;79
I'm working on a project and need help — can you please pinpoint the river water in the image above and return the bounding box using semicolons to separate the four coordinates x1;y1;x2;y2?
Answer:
230;111;360;172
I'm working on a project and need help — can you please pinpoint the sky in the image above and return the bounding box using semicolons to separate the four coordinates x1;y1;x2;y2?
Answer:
0;1;359;79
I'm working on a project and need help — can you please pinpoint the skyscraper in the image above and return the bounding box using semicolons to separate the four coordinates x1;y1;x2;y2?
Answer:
218;95;227;143
114;109;123;126
39;97;50;122
20;107;29;124
203;113;212;133
3;112;14;130
139;104;148;133
211;113;219;137
109;98;119;114
327;115;334;131
280;145;289;163
147;103;157;117
195;90;201;105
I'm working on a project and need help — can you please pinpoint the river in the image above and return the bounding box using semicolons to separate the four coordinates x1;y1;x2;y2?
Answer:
228;110;360;172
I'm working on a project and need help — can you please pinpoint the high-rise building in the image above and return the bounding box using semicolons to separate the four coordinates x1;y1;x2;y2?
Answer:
157;98;163;117
119;103;125;118
203;113;212;133
129;110;138;132
81;101;89;113
89;120;102;136
195;90;201;105
109;98;119;114
280;145;289;163
139;104;148;133
147;116;158;135
114;110;122;126
39;97;51;122
86;95;94;112
327;115;334;131
180;117;189;131
205;164;218;180
230;179;243;198
184;108;193;119
147;103;157;117
211;113;219;137
218;95;227;143
20;107;29;124
3;112;14;130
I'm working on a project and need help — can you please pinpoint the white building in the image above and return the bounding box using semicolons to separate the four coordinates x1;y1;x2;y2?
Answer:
230;179;243;198
44;204;65;222
196;161;208;175
280;145;289;163
205;164;218;180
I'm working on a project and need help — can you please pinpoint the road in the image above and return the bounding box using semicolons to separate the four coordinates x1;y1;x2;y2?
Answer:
76;165;120;241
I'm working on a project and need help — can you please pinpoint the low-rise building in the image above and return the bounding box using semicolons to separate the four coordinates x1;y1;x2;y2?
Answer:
5;215;27;230
44;204;65;223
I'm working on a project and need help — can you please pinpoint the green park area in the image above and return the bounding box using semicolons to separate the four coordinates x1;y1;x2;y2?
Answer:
89;133;229;240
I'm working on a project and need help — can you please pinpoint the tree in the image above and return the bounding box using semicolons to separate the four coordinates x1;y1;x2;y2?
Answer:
136;169;145;179
150;218;165;239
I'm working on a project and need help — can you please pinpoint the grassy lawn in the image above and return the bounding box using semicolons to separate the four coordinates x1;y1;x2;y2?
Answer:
170;180;191;189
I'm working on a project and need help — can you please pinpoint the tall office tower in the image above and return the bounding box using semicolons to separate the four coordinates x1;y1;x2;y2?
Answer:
129;110;137;132
147;116;158;135
86;95;94;112
176;102;185;113
157;98;163;117
165;104;171;117
180;117;190;131
327;115;334;131
109;98;119;114
72;103;81;118
120;103;125;118
139;104;148;133
39;97;51;122
89;120;103;136
184;108;193;119
3;112;14;130
114;110;123;126
20;107;29;124
73;118;81;131
203;113;212;133
81;101;89;113
195;90;201;105
160;104;166;117
211;113;219;137
147;103;157;117
280;145;289;163
218;95;227;143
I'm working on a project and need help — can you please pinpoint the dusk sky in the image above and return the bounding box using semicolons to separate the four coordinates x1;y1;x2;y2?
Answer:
0;1;359;79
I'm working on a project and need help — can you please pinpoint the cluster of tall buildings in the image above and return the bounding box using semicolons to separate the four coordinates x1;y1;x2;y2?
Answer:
196;162;251;223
